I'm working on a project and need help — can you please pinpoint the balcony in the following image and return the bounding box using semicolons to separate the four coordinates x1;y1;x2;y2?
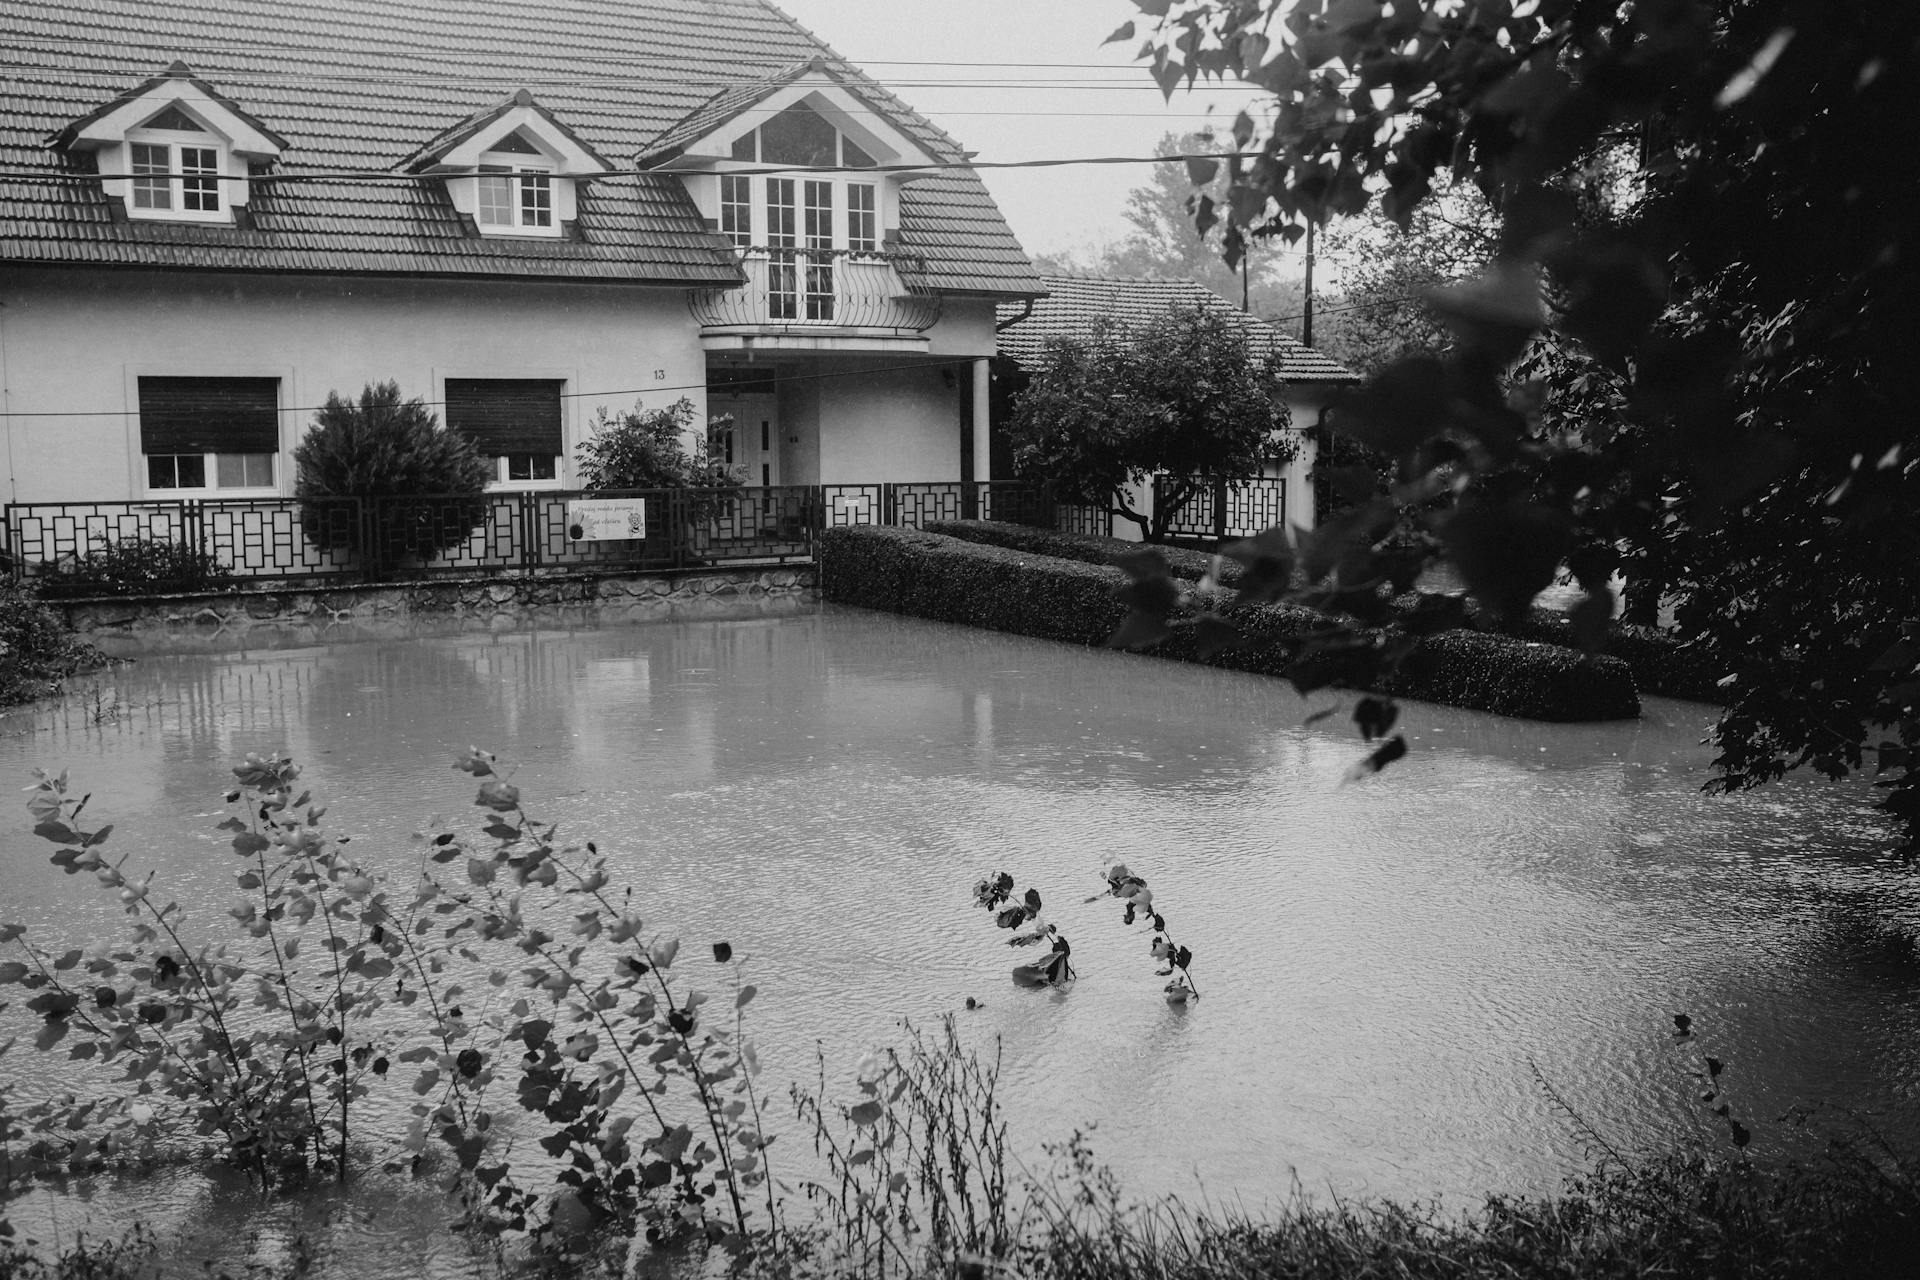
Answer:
687;247;943;352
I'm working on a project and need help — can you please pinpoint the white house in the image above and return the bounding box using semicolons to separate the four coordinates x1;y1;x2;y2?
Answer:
0;1;1042;516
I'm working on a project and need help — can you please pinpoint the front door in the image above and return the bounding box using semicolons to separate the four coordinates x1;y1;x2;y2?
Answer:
709;392;782;536
710;393;778;490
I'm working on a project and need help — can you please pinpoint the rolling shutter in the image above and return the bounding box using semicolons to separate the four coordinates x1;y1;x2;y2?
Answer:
138;377;279;454
445;379;563;454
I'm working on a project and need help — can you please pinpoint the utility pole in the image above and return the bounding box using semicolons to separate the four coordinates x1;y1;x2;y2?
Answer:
1241;238;1250;312
1302;221;1315;347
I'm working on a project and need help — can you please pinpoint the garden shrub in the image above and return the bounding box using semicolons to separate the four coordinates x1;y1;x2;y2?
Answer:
0;578;103;706
819;526;1640;722
575;397;743;545
293;382;492;563
35;539;233;599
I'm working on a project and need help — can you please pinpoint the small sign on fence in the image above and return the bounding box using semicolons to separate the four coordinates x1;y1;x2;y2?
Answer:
566;498;647;541
833;492;872;518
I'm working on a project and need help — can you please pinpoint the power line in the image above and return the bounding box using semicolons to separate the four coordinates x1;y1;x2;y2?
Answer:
0;148;1299;185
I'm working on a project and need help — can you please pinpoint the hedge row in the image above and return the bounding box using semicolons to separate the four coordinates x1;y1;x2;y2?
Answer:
927;519;1720;705
922;519;1235;584
1504;609;1727;703
818;526;1640;722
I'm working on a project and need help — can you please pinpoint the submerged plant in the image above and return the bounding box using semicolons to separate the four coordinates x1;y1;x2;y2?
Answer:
1096;864;1197;1003
972;873;1072;988
1673;1013;1751;1151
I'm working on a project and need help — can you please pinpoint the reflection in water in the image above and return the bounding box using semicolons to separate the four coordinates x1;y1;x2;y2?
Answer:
1;604;1917;1276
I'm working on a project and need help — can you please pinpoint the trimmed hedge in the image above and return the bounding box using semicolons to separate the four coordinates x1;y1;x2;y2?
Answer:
1504;608;1726;703
930;520;1720;706
819;526;1640;722
922;519;1235;583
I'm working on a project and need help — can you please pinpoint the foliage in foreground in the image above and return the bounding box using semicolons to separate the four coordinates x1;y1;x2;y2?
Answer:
0;580;103;707
0;752;777;1259
1119;0;1919;852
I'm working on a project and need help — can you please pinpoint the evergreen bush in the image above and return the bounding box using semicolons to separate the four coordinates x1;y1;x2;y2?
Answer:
293;382;493;563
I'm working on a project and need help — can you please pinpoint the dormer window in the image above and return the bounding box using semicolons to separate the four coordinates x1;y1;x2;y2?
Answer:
54;62;285;227
475;132;555;234
129;111;225;217
730;102;878;170
640;66;941;278
403;91;611;241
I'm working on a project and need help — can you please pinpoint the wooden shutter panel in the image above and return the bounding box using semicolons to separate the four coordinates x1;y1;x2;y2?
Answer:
138;377;279;454
445;379;563;454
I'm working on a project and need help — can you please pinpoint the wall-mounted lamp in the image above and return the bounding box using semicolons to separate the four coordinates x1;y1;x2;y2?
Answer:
941;367;957;389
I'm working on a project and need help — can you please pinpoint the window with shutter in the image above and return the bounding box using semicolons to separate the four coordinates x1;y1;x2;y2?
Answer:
445;378;565;486
137;376;280;493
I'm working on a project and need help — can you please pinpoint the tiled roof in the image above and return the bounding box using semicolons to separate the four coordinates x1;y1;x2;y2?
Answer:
996;274;1361;383
401;87;612;174
0;0;1043;294
637;56;826;167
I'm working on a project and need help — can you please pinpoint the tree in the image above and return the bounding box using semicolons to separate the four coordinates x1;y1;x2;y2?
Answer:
1005;303;1293;542
1036;133;1308;324
575;397;737;494
1110;0;1920;851
1316;184;1500;376
293;381;492;561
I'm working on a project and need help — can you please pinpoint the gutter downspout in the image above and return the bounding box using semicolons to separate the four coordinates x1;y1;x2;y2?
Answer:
994;298;1033;333
0;293;15;505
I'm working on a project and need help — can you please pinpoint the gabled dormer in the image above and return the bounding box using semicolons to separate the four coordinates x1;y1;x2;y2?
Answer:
404;89;611;240
55;61;286;226
640;59;943;258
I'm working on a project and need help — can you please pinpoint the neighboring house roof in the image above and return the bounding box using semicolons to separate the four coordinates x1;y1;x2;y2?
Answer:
996;275;1361;383
0;0;1043;294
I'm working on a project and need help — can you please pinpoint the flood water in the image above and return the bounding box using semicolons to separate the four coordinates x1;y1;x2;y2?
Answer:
2;602;1917;1274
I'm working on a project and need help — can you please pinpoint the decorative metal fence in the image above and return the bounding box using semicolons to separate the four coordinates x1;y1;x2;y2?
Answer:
1;478;1283;595
1156;476;1288;542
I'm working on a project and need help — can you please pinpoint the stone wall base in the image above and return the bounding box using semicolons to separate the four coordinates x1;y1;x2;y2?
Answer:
56;567;819;645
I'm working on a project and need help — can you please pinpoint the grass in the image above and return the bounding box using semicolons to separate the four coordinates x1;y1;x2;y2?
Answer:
1013;1151;1920;1280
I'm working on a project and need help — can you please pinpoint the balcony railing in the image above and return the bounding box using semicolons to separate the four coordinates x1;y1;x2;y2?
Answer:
688;247;942;336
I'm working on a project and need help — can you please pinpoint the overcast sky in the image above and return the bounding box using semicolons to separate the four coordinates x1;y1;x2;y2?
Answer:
769;0;1270;259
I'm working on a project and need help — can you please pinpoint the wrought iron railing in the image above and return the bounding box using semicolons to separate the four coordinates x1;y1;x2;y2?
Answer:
1156;476;1288;542
687;248;942;334
1;478;1281;596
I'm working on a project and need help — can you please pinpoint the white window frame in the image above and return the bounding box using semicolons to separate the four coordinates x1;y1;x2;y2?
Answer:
847;181;877;254
489;451;563;491
473;146;559;238
145;450;278;496
123;128;229;224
